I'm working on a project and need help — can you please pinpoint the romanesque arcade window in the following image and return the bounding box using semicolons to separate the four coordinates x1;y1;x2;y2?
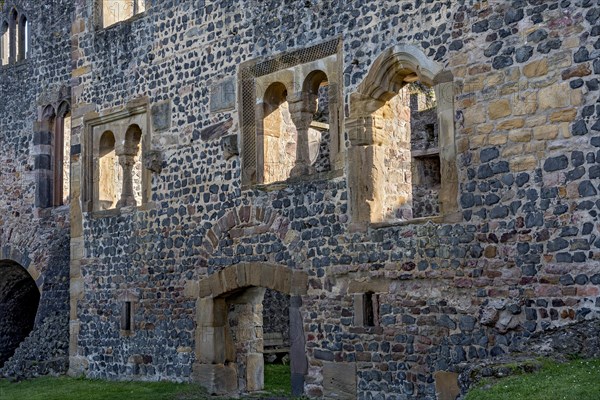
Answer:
0;7;28;65
347;44;458;226
100;0;146;28
84;105;149;213
255;66;338;185
239;39;342;188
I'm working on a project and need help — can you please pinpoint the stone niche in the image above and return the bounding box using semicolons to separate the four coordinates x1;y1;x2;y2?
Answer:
82;103;150;213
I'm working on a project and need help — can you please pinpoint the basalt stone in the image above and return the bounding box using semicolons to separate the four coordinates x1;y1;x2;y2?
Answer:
480;147;499;163
574;47;590;63
578;181;598;197
516;173;530;187
572;120;588;136
472;20;489;33
504;8;524;24
543;155;568;172
484;41;503;57
547;238;569;252
538;39;562;54
492;55;513;69
527;29;548;43
515;46;534;63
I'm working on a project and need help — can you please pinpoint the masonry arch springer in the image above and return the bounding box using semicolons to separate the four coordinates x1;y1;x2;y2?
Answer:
0;245;43;292
199;205;292;257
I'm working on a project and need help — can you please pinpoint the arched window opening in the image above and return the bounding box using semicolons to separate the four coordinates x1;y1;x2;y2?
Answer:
98;131;119;210
1;22;8;66
54;102;71;206
17;14;26;61
260;82;295;184
102;0;146;28
9;9;17;63
408;82;441;218
303;70;331;175
116;124;143;207
347;45;457;226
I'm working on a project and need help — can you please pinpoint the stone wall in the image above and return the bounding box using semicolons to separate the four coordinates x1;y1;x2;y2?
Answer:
0;0;73;379
0;0;592;398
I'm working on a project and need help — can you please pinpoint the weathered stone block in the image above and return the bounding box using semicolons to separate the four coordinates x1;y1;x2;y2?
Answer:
322;361;357;399
434;371;460;400
192;363;238;395
488;99;511;120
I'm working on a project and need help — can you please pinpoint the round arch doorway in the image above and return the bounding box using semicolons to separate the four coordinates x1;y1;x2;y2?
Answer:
0;260;40;367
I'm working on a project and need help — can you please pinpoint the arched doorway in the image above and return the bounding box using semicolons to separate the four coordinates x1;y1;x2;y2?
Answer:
0;260;40;367
193;263;308;396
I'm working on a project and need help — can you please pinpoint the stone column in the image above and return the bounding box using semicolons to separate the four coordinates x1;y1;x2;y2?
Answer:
116;147;138;208
289;93;317;178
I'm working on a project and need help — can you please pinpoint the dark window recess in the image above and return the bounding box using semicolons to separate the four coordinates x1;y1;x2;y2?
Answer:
122;301;132;331
364;292;378;327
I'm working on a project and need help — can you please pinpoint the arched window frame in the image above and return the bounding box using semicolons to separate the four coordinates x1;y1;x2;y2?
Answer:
0;21;9;66
346;44;459;227
9;8;17;63
54;101;71;206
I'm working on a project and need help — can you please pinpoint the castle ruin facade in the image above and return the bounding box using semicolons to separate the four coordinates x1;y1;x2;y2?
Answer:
1;0;600;398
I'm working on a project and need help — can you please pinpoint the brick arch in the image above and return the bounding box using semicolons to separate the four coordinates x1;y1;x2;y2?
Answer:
200;205;291;256
0;245;42;291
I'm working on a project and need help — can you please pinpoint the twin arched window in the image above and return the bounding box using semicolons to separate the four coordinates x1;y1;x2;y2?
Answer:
0;8;28;66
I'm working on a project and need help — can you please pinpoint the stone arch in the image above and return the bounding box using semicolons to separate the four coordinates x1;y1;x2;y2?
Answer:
193;262;308;396
347;44;458;227
0;245;41;289
0;259;40;368
200;205;291;257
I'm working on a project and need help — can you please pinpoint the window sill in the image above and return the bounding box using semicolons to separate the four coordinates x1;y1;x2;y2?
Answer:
251;168;344;192
369;211;462;229
87;201;154;219
98;10;147;31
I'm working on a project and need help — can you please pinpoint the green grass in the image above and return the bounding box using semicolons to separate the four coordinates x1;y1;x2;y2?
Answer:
264;363;291;396
465;358;600;400
0;364;292;400
0;376;207;400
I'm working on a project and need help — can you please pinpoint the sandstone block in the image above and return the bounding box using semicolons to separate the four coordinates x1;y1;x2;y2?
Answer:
488;99;511;120
246;353;265;392
192;363;238;395
523;59;548;78
533;125;558;141
510;155;538;171
497;118;525;130
539;84;570;110
434;371;460;400
550;109;577;123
